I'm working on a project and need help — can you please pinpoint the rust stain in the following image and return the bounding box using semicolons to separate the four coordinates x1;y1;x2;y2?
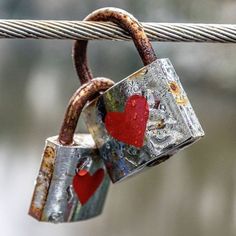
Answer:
169;81;181;95
73;8;157;86
168;82;188;105
176;97;188;105
58;78;114;145
128;68;148;80
28;145;56;221
156;119;165;129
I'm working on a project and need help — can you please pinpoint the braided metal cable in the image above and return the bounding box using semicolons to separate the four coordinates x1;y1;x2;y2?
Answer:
0;20;235;42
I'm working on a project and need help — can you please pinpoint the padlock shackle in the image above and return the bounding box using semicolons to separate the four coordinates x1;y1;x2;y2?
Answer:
58;77;114;145
73;7;157;85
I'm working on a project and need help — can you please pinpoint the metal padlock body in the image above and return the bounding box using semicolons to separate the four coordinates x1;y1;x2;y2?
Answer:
29;134;109;223
83;58;204;183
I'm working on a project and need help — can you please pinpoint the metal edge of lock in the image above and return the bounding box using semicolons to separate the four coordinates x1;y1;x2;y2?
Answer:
82;58;204;182
28;133;110;223
151;58;205;138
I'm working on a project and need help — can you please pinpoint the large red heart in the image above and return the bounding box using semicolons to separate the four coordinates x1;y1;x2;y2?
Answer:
73;169;104;205
105;94;149;148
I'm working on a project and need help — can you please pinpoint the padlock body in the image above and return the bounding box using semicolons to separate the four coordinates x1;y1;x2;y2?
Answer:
29;134;109;223
83;58;204;183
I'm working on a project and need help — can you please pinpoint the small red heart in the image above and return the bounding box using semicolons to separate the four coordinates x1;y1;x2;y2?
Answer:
105;94;149;148
73;169;104;205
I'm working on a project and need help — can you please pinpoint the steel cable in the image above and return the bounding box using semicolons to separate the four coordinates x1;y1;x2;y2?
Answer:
0;20;235;42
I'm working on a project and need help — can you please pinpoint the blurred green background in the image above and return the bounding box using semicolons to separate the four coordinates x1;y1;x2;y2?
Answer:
0;0;236;236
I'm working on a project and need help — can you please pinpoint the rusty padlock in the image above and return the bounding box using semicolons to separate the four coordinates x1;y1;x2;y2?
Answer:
77;7;205;183
29;78;114;223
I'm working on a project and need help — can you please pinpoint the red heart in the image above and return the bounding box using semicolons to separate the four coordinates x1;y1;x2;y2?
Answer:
73;169;104;205
105;95;149;148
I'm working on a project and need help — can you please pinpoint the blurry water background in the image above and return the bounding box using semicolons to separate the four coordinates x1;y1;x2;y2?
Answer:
0;0;236;236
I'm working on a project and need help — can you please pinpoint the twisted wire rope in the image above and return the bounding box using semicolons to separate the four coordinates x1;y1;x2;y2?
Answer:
0;20;235;42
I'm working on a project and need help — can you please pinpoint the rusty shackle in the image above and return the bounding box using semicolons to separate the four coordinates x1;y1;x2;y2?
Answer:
58;78;114;145
73;7;157;85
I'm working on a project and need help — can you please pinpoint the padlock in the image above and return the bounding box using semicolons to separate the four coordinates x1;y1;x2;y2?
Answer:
29;78;114;223
77;7;205;183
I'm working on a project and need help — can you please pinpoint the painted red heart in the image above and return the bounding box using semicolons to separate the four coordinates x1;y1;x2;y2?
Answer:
73;169;104;205
105;94;149;148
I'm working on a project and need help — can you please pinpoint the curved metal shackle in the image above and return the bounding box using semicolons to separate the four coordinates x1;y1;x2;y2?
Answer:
58;77;115;145
73;7;157;85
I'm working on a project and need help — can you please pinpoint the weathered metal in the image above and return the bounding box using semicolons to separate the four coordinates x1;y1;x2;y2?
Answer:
73;7;157;85
83;58;204;183
59;78;114;145
29;78;114;223
29;134;109;223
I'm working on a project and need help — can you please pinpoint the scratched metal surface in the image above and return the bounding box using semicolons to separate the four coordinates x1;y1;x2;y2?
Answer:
83;59;204;183
29;134;110;223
